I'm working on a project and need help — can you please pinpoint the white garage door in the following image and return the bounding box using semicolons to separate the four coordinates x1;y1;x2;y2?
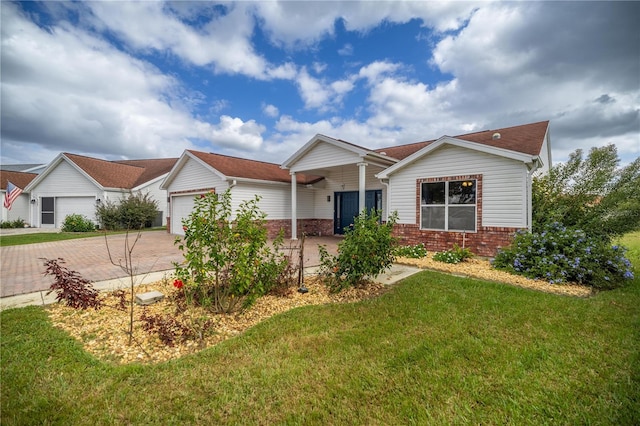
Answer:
56;197;96;228
171;194;198;235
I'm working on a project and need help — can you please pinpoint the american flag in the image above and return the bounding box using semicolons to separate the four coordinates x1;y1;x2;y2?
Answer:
3;181;23;210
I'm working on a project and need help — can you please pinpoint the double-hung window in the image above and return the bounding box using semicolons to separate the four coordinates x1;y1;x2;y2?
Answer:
421;179;476;231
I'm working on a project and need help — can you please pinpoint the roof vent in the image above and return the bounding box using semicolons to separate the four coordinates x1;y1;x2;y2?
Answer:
380;151;387;156
492;132;501;140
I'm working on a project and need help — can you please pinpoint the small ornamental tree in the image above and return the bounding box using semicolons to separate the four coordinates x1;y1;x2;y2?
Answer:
319;210;398;292
533;144;640;242
174;190;287;313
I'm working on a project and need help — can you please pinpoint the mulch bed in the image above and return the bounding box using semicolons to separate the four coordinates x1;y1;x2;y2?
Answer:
47;255;592;365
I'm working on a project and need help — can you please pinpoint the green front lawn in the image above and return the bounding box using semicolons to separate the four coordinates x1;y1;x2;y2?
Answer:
2;255;639;424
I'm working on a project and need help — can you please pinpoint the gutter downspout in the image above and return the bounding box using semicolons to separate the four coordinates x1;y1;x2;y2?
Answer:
526;158;541;231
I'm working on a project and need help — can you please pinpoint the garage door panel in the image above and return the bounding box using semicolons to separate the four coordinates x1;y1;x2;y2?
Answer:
171;195;197;235
56;197;96;228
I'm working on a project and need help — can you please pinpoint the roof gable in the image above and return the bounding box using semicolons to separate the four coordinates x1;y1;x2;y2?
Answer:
376;121;549;160
377;121;549;179
282;134;397;172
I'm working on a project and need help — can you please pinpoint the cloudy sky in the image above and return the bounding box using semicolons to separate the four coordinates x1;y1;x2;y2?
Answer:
1;1;638;167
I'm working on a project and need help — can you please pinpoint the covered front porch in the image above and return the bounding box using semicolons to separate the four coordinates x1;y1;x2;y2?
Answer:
281;134;397;240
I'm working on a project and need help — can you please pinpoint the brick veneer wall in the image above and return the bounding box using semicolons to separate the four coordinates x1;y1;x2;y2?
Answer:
265;219;334;239
392;224;518;257
401;173;520;257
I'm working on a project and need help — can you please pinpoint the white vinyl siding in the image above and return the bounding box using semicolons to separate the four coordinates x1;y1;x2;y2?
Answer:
387;145;528;228
32;161;99;194
1;194;30;224
28;160;103;228
231;183;290;219
165;158;227;193
289;142;363;172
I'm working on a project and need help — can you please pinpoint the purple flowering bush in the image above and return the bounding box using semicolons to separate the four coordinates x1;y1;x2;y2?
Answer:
492;222;634;290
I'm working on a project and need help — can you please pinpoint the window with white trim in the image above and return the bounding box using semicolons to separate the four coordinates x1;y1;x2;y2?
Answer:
421;179;476;231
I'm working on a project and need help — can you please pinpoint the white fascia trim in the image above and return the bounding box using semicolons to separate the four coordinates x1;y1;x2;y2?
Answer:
281;134;370;169
159;151;191;190
228;177;297;186
132;173;169;192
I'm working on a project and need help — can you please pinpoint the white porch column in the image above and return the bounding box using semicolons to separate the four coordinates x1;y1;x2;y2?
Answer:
291;172;297;240
358;162;367;213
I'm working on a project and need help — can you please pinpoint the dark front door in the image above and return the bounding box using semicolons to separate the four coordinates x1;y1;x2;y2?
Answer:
334;190;383;234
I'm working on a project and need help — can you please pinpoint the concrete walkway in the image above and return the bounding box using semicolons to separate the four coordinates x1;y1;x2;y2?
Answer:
0;229;421;311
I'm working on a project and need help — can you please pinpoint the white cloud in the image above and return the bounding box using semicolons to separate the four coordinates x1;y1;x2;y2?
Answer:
0;4;262;164
338;43;353;56
312;62;327;74
255;1;481;47
204;116;265;150
84;2;279;79
262;103;279;118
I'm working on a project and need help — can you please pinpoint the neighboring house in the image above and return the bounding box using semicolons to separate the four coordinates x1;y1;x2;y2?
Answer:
160;150;321;236
1;170;38;224
163;121;551;256
24;153;177;228
1;164;46;174
283;121;551;256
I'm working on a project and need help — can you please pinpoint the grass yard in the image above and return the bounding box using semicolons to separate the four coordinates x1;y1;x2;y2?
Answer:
2;234;639;424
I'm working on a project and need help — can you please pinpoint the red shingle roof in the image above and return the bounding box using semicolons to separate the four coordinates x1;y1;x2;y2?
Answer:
64;153;177;189
376;121;549;160
1;170;37;191
114;158;178;187
188;150;321;184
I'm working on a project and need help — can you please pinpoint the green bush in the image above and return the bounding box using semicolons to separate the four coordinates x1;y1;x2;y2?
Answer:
96;193;158;230
61;214;95;232
492;222;634;290
173;190;288;313
532;145;640;242
0;218;26;229
318;210;398;292
432;244;473;264
395;243;428;258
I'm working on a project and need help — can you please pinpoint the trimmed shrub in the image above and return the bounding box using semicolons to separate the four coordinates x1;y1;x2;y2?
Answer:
433;244;473;264
96;193;159;230
61;214;95;232
492;222;634;290
0;218;26;229
318;210;398;292
395;243;428;259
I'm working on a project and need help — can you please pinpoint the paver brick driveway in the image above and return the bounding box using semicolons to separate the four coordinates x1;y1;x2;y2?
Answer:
0;231;338;298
